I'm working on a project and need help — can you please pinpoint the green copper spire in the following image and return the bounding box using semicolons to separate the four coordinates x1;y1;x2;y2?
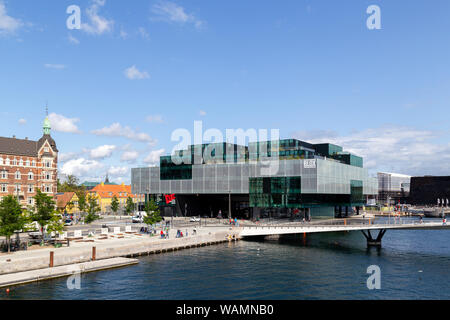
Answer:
43;105;51;135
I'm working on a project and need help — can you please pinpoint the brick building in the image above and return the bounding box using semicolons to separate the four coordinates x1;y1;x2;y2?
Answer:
0;115;58;207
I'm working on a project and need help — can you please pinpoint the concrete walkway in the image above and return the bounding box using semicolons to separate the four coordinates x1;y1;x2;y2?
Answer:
0;225;238;275
0;257;139;288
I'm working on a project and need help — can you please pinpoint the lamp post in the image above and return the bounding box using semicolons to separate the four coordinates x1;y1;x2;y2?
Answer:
228;190;231;219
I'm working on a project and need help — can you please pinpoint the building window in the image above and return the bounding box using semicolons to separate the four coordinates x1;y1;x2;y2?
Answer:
45;161;51;168
12;159;17;166
45;172;51;180
28;197;33;205
19;159;23;166
1;185;7;193
15;171;21;180
45;185;51;193
32;160;36;167
44;147;49;152
26;160;30;167
15;185;21;193
28;185;34;193
1;171;6;179
28;172;34;180
0;158;3;165
6;158;10;166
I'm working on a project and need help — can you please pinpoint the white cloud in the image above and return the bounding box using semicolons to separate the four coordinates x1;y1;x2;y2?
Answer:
146;115;164;123
81;0;114;35
199;110;207;116
61;158;104;176
144;149;165;165
18;118;26;125
292;126;450;176
124;65;150;80
0;1;23;34
68;34;80;45
48;113;81;134
86;145;116;159
91;123;157;144
108;166;129;176
151;1;204;29
121;150;139;162
138;27;150;39
44;64;66;70
59;152;79;163
119;27;128;39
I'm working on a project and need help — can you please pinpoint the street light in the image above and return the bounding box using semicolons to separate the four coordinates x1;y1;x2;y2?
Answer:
228;190;231;220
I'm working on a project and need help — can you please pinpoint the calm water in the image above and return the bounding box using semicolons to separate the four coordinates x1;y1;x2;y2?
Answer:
2;218;450;300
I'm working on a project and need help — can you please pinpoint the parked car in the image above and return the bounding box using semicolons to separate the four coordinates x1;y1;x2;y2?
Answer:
64;219;73;226
190;216;201;222
132;215;143;223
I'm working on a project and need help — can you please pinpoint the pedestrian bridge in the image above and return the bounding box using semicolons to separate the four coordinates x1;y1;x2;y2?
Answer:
237;220;450;247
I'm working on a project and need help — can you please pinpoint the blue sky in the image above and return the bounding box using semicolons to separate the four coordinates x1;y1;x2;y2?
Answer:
1;0;450;182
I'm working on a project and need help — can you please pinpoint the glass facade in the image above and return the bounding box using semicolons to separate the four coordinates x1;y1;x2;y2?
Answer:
249;176;301;208
313;143;343;157
350;180;364;205
131;139;378;212
160;156;192;180
132;158;377;197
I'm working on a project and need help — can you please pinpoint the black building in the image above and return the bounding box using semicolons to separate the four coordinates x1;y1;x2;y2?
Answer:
409;176;450;205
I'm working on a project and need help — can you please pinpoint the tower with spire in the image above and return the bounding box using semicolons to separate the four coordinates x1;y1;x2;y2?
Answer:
43;105;51;135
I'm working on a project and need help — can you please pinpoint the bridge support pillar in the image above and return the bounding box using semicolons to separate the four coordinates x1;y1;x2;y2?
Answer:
361;229;386;248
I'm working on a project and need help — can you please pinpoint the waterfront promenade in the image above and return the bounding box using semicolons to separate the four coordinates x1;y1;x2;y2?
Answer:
0;223;239;287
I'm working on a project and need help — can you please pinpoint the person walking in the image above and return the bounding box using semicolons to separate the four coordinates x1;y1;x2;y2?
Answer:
160;230;164;239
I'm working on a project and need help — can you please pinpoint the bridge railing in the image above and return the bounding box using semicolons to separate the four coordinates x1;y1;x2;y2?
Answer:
240;218;441;230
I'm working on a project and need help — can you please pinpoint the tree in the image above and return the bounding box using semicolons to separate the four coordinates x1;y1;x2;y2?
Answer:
0;196;27;253
57;175;80;193
76;189;87;213
31;190;60;245
125;196;135;216
85;194;101;224
143;199;162;228
111;195;119;216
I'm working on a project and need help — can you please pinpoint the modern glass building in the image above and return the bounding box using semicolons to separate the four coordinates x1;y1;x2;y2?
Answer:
131;139;377;219
377;172;411;205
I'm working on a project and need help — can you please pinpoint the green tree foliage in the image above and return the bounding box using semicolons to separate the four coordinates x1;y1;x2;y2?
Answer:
0;196;27;253
57;175;80;193
110;195;119;215
31;190;63;244
125;196;135;216
85;194;101;224
76;189;87;213
143;199;162;226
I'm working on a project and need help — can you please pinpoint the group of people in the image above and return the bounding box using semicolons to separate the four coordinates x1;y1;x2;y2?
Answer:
229;217;239;227
160;229;169;239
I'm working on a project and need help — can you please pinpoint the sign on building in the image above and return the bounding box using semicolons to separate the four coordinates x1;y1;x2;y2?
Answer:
304;159;316;169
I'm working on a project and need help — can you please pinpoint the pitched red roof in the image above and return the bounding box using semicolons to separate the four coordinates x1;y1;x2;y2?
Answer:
56;192;75;208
